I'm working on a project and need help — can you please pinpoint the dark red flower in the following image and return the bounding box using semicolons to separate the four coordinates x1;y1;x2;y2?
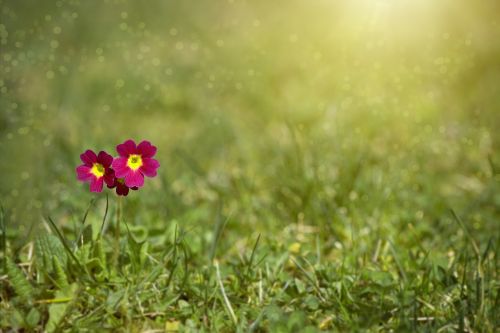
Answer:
111;139;160;188
107;177;138;196
76;150;114;192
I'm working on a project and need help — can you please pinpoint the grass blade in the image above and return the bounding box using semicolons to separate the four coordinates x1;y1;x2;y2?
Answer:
214;259;238;326
46;216;86;276
0;203;6;272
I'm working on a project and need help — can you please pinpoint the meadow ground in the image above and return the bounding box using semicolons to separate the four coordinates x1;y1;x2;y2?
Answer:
0;0;499;331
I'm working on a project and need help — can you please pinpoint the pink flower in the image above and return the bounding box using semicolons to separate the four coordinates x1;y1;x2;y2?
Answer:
111;139;160;188
76;150;115;192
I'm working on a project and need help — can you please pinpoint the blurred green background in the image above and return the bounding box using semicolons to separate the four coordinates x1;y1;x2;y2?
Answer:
0;0;498;244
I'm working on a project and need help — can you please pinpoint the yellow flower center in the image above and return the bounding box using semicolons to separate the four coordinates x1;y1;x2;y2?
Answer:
127;154;143;171
90;163;105;178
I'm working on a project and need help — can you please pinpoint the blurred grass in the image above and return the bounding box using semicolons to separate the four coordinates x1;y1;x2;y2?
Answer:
0;0;499;331
1;0;498;230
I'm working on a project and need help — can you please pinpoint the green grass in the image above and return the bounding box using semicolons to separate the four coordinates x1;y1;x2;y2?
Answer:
1;0;499;331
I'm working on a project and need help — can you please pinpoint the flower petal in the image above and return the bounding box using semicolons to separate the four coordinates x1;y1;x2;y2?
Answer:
76;165;93;181
140;158;160;177
97;151;113;167
124;170;144;188
137;140;157;158
89;177;104;192
111;157;129;178
116;139;137;157
116;183;129;196
104;170;115;187
80;150;97;165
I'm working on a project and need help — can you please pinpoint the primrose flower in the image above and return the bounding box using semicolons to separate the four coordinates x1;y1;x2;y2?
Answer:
111;139;160;188
76;150;115;192
108;177;138;196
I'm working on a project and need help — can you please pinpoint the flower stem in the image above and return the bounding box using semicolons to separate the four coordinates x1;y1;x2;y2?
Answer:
114;196;122;265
